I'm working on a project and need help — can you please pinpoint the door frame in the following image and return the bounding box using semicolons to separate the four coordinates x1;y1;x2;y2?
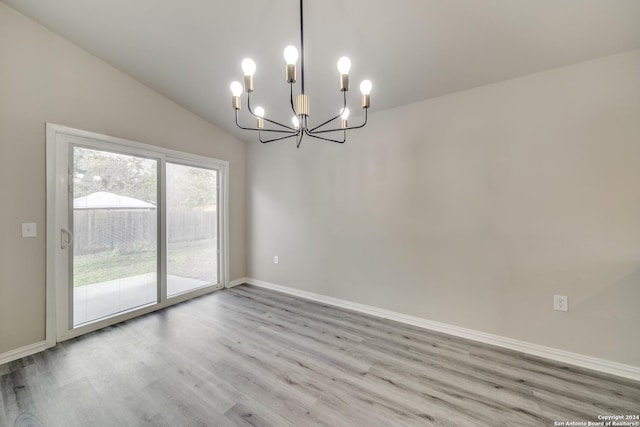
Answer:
45;123;229;346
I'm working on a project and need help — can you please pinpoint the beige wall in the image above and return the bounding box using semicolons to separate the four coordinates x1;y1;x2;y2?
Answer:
247;50;640;366
0;3;246;354
2;0;639;368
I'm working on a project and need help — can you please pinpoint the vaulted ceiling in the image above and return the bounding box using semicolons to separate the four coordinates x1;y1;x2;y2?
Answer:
4;0;640;142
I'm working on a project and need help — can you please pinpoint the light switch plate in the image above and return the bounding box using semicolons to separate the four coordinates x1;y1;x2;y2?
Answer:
22;223;37;238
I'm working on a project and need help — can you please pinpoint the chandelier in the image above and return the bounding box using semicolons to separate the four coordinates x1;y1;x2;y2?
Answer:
229;0;372;148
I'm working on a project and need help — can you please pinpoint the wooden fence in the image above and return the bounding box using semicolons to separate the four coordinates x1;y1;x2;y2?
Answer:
73;209;216;255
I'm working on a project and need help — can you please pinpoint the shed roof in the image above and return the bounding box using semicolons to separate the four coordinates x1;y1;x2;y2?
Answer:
73;192;156;209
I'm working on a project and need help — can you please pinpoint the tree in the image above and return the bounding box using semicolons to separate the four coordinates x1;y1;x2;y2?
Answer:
166;163;216;209
73;147;157;203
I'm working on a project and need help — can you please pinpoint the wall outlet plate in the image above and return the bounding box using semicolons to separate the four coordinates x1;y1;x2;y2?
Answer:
554;295;568;312
274;255;279;264
22;223;37;238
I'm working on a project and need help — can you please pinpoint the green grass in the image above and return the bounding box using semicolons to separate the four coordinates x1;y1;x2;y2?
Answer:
73;239;217;287
167;239;217;282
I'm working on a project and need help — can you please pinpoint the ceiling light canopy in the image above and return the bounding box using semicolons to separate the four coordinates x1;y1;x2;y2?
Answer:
229;0;372;148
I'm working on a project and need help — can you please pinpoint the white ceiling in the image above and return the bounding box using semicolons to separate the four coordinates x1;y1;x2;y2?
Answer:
4;0;640;142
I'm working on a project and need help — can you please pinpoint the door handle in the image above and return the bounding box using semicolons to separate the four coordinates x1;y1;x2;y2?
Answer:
61;228;73;249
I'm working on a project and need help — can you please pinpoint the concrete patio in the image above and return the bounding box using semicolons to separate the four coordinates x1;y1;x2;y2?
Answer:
73;273;214;325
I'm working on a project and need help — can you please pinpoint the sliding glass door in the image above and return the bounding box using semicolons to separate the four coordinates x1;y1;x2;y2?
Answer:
46;124;228;342
166;163;218;297
72;146;159;326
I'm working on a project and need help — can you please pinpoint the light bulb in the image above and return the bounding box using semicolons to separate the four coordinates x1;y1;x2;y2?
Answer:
230;81;243;96
283;45;299;65
360;80;372;95
341;108;350;120
241;58;256;76
337;56;351;74
255;106;265;117
292;116;300;129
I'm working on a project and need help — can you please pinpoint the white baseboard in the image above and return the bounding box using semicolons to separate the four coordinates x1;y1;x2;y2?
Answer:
0;341;47;366
243;278;640;382
226;277;249;289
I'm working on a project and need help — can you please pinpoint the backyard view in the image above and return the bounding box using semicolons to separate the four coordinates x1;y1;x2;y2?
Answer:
167;162;218;296
72;147;217;326
73;239;216;287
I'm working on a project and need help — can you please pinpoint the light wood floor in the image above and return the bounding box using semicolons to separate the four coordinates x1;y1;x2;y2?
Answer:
1;284;639;426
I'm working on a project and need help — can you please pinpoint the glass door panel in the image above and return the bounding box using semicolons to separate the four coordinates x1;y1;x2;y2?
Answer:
166;162;218;296
72;146;158;326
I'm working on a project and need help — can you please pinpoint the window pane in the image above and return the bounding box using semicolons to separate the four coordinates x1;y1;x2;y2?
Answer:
72;147;158;326
166;163;218;296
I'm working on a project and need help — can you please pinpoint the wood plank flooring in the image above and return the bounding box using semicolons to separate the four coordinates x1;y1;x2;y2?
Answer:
1;284;639;426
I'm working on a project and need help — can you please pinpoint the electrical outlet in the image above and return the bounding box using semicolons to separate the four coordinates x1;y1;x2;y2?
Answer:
274;255;279;264
22;223;37;238
553;295;568;312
